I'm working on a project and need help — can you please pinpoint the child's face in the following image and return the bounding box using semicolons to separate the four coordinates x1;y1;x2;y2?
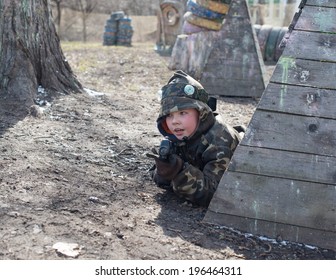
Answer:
165;108;199;140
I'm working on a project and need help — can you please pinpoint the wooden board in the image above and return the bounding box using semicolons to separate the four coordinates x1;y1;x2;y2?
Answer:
208;172;335;232
203;211;336;250
295;7;336;32
200;0;265;97
203;58;266;80
201;77;265;97
204;0;336;251
270;58;336;89
242;111;336;156
282;30;336;62
228;145;336;185
306;0;336;8
257;83;336;118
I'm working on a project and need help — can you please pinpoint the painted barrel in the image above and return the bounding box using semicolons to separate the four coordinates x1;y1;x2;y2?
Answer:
187;0;227;20
254;25;288;63
184;11;223;31
103;13;133;46
195;0;231;14
111;11;125;21
117;18;133;46
103;19;118;46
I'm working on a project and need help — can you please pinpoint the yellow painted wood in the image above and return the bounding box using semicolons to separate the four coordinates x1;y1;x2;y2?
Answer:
195;0;230;14
184;11;223;31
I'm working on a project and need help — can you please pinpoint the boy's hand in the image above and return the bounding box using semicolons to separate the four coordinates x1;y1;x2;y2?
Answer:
146;153;183;181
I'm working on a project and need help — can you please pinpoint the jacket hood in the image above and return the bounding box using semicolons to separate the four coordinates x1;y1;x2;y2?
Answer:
156;70;215;142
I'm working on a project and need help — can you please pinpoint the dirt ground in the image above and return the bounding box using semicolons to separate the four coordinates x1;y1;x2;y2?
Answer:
0;42;334;260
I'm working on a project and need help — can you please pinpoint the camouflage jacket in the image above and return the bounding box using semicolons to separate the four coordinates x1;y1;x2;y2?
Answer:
152;98;242;207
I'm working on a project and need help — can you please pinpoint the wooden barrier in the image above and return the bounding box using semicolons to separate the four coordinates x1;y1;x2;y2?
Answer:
199;0;266;97
204;0;336;251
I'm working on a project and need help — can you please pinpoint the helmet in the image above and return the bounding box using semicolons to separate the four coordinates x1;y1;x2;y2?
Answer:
157;70;210;118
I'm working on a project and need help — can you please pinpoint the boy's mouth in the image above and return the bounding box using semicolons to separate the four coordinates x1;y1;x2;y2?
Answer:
174;128;184;135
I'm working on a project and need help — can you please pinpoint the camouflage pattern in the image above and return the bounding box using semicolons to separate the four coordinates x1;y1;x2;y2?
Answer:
151;70;242;206
157;70;209;119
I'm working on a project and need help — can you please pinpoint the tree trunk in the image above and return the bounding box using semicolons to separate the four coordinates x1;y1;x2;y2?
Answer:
0;0;83;111
82;15;87;43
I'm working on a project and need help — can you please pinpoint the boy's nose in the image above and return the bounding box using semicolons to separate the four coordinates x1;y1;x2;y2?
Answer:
172;116;180;124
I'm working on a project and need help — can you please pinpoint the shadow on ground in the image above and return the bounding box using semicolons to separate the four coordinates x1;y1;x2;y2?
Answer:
153;190;335;260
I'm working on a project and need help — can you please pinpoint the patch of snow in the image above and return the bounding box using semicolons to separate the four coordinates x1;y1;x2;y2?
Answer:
37;85;46;95
84;88;105;97
52;242;82;258
214;225;318;250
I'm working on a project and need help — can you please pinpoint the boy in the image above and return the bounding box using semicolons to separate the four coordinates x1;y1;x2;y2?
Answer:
147;70;243;207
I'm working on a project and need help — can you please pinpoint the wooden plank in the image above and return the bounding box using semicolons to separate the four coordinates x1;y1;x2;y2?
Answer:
228;145;336;185
205;49;264;67
207;172;336;232
203;59;266;80
241;110;336;156
295;6;336;33
306;0;336;8
270;58;336;89
275;27;288;62
282;30;336;62
258;83;336;119
202;76;265;97
203;210;336;250
200;0;265;97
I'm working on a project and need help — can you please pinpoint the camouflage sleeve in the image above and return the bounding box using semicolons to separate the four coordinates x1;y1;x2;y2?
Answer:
171;133;239;206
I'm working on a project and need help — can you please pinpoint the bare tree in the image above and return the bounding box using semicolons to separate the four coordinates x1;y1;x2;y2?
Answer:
71;0;97;42
51;0;63;34
0;0;83;111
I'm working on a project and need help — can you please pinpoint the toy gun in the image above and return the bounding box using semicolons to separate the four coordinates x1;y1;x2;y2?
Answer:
158;139;176;161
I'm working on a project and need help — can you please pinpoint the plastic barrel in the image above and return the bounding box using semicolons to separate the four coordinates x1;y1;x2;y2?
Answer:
103;19;118;46
103;13;133;46
117;18;133;46
253;24;261;36
265;26;282;62
111;11;125;21
253;25;288;63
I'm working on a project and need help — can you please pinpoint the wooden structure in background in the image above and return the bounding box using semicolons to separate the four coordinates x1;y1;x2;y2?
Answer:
204;0;336;251
169;0;266;97
200;0;266;97
156;0;187;55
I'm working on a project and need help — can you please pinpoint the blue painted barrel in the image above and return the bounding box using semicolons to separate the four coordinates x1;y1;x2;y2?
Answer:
187;0;226;20
117;18;133;46
103;12;133;46
110;11;125;21
103;18;118;46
